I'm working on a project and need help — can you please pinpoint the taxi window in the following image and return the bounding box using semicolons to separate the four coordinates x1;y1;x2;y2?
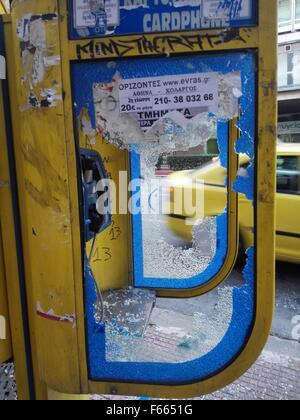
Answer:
277;156;300;195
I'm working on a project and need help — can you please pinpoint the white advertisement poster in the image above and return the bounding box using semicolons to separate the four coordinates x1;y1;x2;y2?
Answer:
94;70;241;142
118;72;219;116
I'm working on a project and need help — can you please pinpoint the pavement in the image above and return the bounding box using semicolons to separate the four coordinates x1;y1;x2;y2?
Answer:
94;262;300;401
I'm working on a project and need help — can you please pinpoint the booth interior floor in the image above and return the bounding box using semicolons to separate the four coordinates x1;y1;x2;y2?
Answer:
102;288;157;338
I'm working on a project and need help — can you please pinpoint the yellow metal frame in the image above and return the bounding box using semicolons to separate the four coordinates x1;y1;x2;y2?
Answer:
7;0;276;399
0;75;12;365
0;228;12;365
0;18;35;398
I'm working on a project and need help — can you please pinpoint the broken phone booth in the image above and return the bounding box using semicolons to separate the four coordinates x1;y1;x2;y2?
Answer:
6;0;277;399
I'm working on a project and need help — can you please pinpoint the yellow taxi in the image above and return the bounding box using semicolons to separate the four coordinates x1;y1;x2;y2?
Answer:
166;144;300;264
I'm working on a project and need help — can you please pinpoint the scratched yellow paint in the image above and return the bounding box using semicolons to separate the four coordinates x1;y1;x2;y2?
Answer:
0;18;35;399
0;55;12;365
10;0;81;395
0;226;12;364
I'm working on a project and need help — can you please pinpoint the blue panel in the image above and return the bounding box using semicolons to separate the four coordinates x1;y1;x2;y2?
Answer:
72;52;256;290
85;253;255;383
72;51;256;384
69;0;258;40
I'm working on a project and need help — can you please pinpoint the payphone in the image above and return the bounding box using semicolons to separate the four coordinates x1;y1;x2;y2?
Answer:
3;0;277;399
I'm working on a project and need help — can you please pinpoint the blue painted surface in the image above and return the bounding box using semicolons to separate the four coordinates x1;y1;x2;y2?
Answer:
72;51;256;383
243;246;255;283
85;251;255;384
69;0;258;40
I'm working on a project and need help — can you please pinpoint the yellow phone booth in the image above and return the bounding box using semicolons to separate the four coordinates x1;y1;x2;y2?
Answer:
1;9;35;400
2;0;277;399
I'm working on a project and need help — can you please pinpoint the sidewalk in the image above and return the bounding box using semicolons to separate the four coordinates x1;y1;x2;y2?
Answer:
92;336;300;401
199;338;300;400
1;334;299;400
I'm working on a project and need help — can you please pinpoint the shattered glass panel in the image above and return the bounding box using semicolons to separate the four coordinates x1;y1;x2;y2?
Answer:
91;57;243;284
0;363;17;400
93;85;227;280
73;51;256;380
103;274;245;363
142;216;217;279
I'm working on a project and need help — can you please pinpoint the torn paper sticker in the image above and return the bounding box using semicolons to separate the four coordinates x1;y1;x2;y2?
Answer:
218;71;242;120
16;13;62;110
36;302;76;328
93;73;216;178
93;71;241;144
203;0;252;20
79;108;98;145
21;84;62;111
74;0;120;34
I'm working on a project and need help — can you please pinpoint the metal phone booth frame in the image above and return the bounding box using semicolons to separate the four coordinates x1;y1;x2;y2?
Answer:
6;0;277;399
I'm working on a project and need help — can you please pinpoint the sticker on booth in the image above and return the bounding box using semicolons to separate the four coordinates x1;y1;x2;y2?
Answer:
118;72;219;131
70;0;257;39
74;0;120;31
93;69;241;145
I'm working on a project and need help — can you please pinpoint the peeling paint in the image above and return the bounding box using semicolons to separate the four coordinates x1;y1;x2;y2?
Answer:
93;71;241;145
79;108;98;145
36;302;76;327
43;55;61;67
16;12;62;111
233;161;254;201
173;0;202;7
120;3;149;11
242;246;255;283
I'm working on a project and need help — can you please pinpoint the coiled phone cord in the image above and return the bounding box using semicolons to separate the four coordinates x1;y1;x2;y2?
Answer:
89;233;105;324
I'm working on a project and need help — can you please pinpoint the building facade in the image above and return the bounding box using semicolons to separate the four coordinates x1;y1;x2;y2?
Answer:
278;0;300;143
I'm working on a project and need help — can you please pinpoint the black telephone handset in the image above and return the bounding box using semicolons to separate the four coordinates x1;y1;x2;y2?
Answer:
80;149;111;325
80;149;111;243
